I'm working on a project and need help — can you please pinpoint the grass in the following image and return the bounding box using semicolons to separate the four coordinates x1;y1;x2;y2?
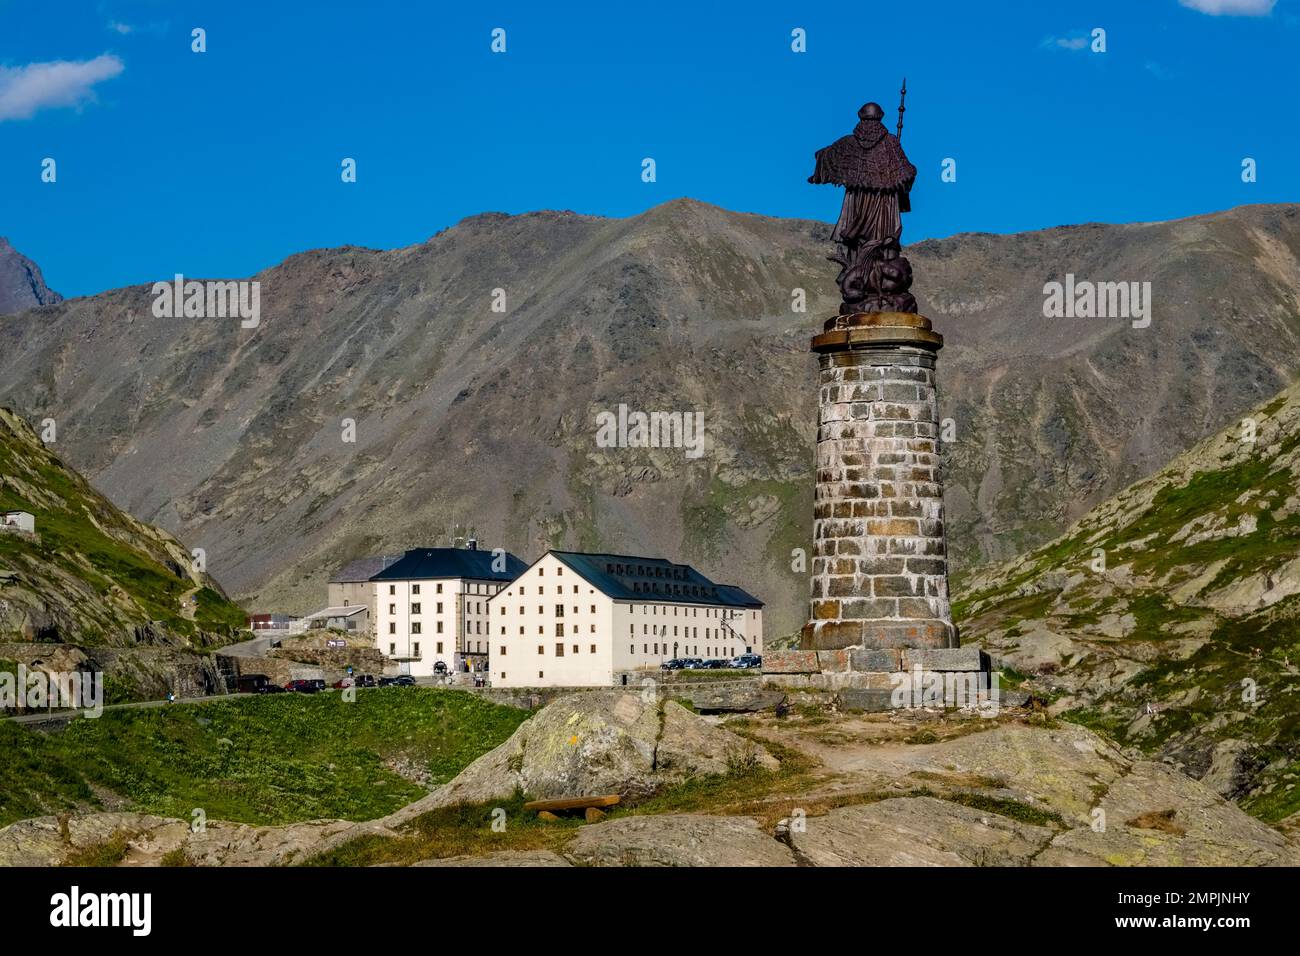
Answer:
0;721;99;824
0;420;248;644
0;688;530;828
62;830;137;867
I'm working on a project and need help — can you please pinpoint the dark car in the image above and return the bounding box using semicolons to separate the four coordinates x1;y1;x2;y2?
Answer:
352;674;377;688
680;658;705;669
700;659;728;669
661;659;688;671
730;654;762;669
256;682;288;694
285;679;326;693
235;674;274;694
378;675;416;687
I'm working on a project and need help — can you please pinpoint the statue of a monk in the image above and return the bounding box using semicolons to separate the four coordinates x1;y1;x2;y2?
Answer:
810;102;918;315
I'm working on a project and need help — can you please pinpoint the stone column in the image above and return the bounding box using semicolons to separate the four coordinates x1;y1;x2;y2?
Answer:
801;312;957;653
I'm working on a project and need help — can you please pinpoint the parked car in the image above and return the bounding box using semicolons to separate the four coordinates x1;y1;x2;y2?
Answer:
700;659;728;669
235;674;274;694
256;682;288;694
352;674;377;688
661;659;688;670
378;675;416;687
332;677;354;689
730;654;762;669
680;658;705;669
285;679;326;693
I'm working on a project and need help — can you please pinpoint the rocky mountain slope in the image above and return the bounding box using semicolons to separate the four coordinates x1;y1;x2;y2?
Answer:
0;238;61;316
1;201;1297;636
956;379;1300;827
0;407;245;647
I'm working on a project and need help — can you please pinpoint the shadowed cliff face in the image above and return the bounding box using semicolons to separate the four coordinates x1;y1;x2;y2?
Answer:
0;200;1297;640
0;238;61;316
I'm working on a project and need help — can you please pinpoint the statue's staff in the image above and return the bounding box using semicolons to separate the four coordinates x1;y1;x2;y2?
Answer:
896;78;907;141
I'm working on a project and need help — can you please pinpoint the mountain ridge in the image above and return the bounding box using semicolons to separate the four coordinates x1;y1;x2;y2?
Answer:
0;200;1297;638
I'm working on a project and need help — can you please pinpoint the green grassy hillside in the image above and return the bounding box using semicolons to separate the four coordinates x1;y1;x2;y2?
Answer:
0;688;530;827
0;407;245;645
956;380;1300;825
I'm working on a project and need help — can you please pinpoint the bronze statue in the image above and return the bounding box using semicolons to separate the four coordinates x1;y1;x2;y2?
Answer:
809;83;917;315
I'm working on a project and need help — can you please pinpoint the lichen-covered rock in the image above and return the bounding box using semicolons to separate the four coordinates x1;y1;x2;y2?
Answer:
564;815;795;867
787;798;1054;867
386;691;776;823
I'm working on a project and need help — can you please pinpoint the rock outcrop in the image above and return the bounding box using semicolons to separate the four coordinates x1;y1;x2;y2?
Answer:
386;690;777;823
0;238;61;316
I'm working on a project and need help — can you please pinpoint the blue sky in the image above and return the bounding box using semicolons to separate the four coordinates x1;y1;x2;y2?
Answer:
1;0;1297;298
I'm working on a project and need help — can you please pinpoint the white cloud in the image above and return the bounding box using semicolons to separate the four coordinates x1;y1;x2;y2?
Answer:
0;55;124;121
1041;33;1089;51
107;21;135;34
1178;0;1277;15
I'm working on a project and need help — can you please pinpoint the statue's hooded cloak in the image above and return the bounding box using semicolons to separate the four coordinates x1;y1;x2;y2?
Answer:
809;113;917;245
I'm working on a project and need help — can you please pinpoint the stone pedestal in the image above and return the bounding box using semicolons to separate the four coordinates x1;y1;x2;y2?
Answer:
800;312;957;655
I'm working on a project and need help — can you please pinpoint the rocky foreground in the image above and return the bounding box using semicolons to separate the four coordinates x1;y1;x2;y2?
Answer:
2;691;1295;867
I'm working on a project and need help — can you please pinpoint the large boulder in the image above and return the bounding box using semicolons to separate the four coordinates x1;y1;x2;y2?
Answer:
387;690;776;823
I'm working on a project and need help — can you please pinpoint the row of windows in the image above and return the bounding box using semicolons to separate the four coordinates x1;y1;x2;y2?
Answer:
385;640;491;658
387;600;492;616
389;640;445;657
498;604;598;616
384;581;503;597
524;643;599;656
632;644;739;658
633;624;730;639
498;624;599;636
389;621;443;634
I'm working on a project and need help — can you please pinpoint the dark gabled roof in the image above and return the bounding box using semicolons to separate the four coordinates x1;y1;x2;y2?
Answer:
369;547;527;582
547;551;764;609
329;554;400;584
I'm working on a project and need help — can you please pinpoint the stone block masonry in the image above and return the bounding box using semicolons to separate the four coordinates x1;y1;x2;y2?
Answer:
798;312;958;654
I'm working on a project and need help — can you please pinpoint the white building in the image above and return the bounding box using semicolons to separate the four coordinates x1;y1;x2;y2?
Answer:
488;551;764;689
369;545;527;677
326;554;399;638
0;511;34;533
304;605;368;634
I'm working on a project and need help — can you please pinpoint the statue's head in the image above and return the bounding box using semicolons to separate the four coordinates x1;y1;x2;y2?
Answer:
858;102;885;121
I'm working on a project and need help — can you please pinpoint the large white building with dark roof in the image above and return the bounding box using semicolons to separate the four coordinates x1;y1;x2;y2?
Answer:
368;544;527;677
487;551;764;688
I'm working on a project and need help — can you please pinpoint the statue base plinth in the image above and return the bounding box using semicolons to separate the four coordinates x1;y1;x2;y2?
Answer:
811;311;942;354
